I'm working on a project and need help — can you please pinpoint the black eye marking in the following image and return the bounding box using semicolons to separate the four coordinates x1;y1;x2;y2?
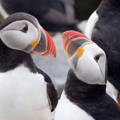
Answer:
94;54;102;62
20;24;28;33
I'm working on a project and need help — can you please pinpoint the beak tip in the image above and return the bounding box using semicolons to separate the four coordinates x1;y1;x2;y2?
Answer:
54;51;56;57
54;53;57;57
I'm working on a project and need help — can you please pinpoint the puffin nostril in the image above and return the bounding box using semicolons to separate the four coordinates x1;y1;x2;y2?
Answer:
94;54;102;62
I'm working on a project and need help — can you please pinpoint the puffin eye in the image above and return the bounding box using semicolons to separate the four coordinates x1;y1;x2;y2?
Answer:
94;54;102;62
20;24;28;33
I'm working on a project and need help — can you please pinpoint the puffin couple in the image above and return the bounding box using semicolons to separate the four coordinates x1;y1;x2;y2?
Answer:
0;12;120;120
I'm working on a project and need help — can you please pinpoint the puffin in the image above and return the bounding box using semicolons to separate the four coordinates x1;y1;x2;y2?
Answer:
54;30;120;120
0;0;80;32
85;0;120;104
0;12;58;120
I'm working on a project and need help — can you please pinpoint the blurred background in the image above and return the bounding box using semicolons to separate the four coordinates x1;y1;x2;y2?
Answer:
0;0;101;95
0;0;101;31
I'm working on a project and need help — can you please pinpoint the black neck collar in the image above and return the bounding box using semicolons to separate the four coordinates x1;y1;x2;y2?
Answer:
65;69;106;102
0;40;37;73
65;70;120;120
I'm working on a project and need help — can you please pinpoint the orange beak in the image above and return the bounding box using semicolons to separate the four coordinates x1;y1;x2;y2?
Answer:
62;30;89;51
40;30;56;57
31;27;56;57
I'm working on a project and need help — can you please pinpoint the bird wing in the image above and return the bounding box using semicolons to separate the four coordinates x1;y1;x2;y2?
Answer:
36;68;58;111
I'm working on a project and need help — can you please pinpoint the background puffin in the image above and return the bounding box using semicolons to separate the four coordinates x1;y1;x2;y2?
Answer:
85;0;120;104
0;0;80;32
54;30;120;120
0;12;58;120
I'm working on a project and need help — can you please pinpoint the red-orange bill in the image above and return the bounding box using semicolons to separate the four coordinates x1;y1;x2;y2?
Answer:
62;30;89;51
40;30;56;57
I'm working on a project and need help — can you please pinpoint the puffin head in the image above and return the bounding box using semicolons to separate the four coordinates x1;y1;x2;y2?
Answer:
62;30;107;85
0;12;56;57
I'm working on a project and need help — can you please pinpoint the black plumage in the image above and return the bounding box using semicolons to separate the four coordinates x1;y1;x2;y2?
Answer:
91;0;120;92
65;69;120;120
0;38;58;111
1;0;79;32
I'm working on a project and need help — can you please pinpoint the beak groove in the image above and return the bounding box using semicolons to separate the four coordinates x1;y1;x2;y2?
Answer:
40;30;56;57
62;30;89;51
31;27;56;57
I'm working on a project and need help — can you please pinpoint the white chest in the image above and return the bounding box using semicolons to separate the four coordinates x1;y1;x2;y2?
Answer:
54;92;94;120
106;81;118;102
0;65;52;120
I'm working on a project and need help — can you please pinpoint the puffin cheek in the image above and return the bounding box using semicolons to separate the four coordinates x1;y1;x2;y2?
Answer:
76;55;102;84
0;31;29;50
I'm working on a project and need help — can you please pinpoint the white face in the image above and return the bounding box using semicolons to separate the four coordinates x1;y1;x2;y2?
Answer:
69;43;107;85
0;20;39;50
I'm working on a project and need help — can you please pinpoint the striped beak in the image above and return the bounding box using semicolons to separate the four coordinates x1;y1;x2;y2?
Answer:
40;30;56;57
25;27;56;57
62;30;91;58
